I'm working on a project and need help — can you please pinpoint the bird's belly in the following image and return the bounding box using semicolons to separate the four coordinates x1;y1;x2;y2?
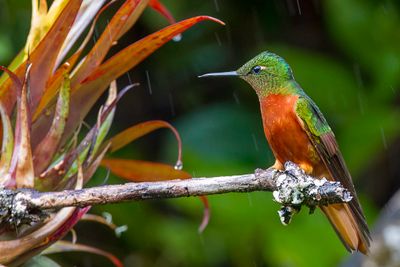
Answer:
266;116;318;165
260;95;320;171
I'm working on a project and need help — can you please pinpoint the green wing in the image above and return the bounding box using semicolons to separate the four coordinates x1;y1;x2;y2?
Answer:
295;96;370;242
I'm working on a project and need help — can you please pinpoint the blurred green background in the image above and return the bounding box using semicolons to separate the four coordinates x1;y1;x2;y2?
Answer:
2;0;400;266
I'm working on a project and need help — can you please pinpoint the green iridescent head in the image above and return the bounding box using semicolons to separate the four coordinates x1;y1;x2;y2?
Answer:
199;51;294;96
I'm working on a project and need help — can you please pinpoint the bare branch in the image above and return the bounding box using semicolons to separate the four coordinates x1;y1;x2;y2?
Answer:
0;162;352;228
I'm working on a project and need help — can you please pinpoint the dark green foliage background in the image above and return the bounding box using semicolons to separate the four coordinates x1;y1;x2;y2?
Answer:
3;0;400;266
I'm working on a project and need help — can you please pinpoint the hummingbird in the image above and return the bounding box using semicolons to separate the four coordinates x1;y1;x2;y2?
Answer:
199;51;371;254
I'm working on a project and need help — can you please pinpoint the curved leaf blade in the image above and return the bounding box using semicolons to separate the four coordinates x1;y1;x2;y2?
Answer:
149;0;176;24
43;241;123;267
0;0;82;115
33;16;223;147
72;0;149;86
10;65;34;188
33;73;70;175
101;158;191;181
81;16;224;86
0;104;14;186
109;120;183;166
33;0;113;121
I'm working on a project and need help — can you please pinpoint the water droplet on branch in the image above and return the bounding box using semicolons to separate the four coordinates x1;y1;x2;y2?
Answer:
145;70;152;95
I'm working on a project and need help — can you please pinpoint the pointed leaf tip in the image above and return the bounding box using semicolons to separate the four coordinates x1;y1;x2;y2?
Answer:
108;120;182;166
197;15;225;26
11;64;34;188
198;196;210;233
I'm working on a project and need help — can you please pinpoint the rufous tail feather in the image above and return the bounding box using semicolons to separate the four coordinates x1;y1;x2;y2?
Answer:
321;204;369;254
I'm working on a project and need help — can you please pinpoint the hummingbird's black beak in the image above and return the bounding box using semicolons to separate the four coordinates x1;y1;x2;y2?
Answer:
198;71;238;78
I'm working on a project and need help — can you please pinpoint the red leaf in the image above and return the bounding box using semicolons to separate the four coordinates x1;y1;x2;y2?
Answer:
149;0;176;24
198;195;210;233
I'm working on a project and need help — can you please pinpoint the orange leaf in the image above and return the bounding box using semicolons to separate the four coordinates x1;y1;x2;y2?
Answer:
109;120;182;165
0;0;82;115
33;0;113;121
81;16;224;86
101;158;191;182
38;15;224;145
72;0;148;86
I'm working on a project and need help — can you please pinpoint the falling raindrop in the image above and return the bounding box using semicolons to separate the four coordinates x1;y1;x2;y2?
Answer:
247;193;253;207
296;0;302;15
214;0;220;12
233;92;240;105
93;26;98;43
251;133;259;151
214;32;222;46
380;127;388;149
225;25;233;46
145;70;152;95
174;160;183;170
102;168;111;185
127;71;133;85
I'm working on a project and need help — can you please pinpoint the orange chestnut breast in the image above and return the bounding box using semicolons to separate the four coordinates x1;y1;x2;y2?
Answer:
259;94;320;171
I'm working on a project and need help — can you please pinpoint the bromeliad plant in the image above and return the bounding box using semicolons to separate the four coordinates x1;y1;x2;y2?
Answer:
0;0;222;265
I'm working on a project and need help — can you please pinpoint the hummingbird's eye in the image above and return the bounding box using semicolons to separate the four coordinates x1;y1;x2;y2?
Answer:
251;65;262;74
